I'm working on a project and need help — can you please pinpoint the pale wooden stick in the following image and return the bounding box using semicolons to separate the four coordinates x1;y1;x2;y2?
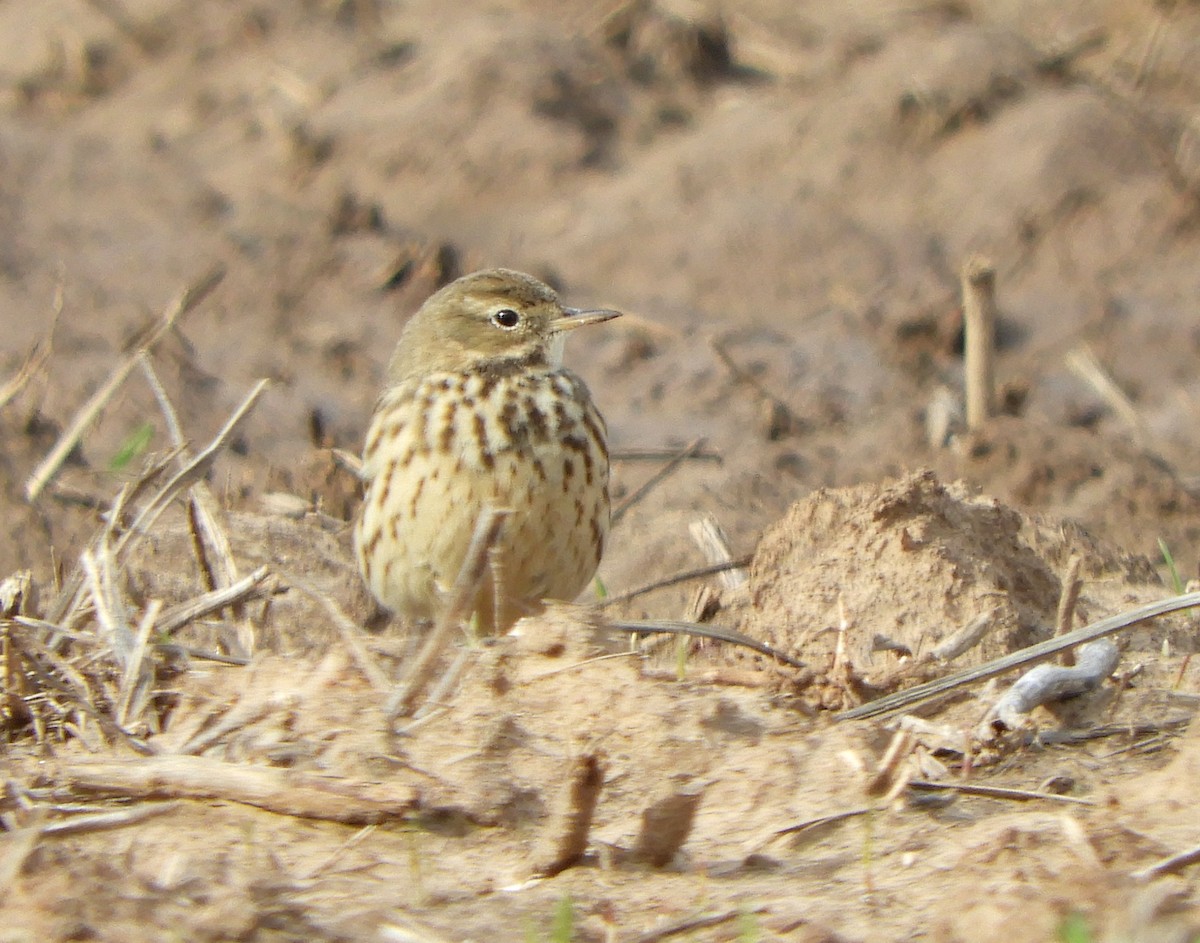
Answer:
61;755;418;824
961;255;997;429
1055;554;1084;666
530;752;606;877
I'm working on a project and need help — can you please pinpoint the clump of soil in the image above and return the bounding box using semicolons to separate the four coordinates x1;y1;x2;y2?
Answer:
743;470;1165;682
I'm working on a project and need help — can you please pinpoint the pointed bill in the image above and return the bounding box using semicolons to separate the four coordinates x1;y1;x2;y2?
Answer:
553;307;622;332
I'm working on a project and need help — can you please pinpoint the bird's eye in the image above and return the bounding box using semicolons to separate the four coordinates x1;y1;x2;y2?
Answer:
492;308;521;329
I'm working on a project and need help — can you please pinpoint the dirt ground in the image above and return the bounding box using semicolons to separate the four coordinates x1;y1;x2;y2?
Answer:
3;1;1200;940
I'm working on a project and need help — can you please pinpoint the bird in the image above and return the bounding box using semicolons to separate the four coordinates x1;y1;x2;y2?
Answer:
354;268;620;633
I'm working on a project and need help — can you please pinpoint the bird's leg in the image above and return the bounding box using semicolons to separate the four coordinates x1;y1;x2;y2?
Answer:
487;541;509;634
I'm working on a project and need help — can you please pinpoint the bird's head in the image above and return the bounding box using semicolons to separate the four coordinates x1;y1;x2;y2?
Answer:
386;268;620;382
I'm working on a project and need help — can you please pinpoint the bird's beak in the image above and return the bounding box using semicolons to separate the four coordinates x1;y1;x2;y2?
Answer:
554;307;622;332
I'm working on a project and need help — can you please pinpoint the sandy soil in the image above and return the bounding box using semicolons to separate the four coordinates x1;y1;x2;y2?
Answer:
3;1;1200;940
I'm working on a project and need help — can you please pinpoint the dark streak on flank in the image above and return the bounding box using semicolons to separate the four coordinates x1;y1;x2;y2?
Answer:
363;526;382;561
415;393;435;453
553;396;571;435
364;421;385;460
408;476;425;519
500;396;520;442
525;396;549;442
581;407;608;463
473;410;495;469
378;460;395;507
478;373;500;400
562;457;575;492
439;399;457;453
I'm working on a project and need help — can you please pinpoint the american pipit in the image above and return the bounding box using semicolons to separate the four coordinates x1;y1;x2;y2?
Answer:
355;268;619;632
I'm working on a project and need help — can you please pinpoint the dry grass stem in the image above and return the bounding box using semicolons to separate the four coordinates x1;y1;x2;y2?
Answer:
611;447;721;463
174;690;297;756
156;566;273;637
0;283;59;410
281;571;391;695
527;650;640;682
600;557;753;607
1056;554;1084;665
24;265;224;502
840;589;1200;721
612;437;707;524
688;514;747;590
81;546;134;667
632;909;756;943
141;352;249;644
115;598;160;728
710;333;803;435
1065;344;1150;445
607;618;806;668
330;447;363;478
62;755;418;824
411;648;472;721
865;729;915;798
929;610;994;662
907;780;1096;806
769;807;874;841
1132;841;1200;880
387;508;510;718
39;801;181;836
120;377;269;549
138;352;185;446
961;255;997;430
